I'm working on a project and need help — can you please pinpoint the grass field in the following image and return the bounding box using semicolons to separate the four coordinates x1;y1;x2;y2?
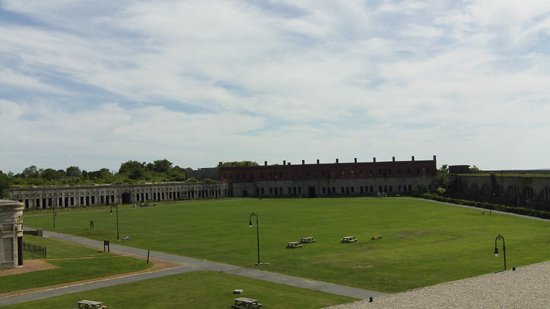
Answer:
23;197;550;292
0;235;150;294
4;271;356;309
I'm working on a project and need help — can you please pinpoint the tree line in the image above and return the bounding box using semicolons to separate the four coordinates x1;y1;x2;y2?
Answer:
0;159;196;198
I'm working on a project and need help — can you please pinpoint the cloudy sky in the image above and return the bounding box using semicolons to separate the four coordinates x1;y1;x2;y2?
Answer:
1;0;549;173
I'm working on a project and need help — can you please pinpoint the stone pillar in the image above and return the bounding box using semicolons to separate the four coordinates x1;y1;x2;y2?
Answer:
0;200;24;269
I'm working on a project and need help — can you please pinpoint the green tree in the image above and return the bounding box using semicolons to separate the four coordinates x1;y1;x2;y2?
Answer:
0;171;10;198
152;159;173;173
66;166;82;178
119;161;148;180
22;165;40;178
222;161;258;167
434;165;450;195
87;168;113;181
41;168;64;181
168;166;187;181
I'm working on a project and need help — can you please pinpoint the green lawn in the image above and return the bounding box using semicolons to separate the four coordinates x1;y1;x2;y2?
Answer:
0;235;150;294
23;197;550;292
4;271;356;309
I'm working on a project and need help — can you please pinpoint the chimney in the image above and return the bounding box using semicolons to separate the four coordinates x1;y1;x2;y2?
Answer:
336;158;339;164
302;160;305;165
392;156;395;162
264;161;267;166
411;156;415;161
373;157;376;162
317;159;320;164
218;162;223;167
433;155;437;161
283;160;286;165
354;158;357;163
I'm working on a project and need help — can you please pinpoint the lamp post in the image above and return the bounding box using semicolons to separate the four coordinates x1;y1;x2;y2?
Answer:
248;212;260;265
116;205;120;241
494;234;506;271
52;205;57;229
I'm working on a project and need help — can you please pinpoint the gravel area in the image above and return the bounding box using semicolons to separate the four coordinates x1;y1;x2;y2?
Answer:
328;261;550;309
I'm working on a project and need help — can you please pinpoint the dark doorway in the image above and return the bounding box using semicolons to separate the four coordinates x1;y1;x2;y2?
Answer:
242;190;248;197
18;236;23;266
308;187;316;198
121;192;131;204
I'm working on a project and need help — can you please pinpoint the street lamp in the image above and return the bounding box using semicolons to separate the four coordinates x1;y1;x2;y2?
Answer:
116;204;120;241
248;212;260;265
52;205;57;229
494;234;507;271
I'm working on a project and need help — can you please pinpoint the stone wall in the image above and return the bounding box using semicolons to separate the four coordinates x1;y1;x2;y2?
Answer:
8;182;228;210
452;175;550;210
230;176;433;197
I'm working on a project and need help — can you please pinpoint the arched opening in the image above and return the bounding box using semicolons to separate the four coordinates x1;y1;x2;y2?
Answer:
308;187;316;198
121;192;131;204
523;187;534;199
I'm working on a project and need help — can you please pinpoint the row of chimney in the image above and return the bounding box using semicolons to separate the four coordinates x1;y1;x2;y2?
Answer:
220;155;436;167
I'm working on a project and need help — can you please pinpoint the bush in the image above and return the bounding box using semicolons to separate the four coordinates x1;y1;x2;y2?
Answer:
416;193;550;219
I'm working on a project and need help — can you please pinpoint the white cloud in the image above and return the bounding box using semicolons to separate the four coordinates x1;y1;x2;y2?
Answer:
0;0;549;171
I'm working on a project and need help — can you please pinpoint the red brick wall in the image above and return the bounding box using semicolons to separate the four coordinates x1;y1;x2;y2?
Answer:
219;158;436;183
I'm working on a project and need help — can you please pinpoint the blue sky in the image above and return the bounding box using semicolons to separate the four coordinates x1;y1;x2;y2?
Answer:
1;0;549;173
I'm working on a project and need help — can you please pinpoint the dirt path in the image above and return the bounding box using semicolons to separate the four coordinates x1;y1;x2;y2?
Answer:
0;260;56;277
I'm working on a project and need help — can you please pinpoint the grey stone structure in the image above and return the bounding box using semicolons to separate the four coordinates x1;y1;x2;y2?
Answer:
0;200;24;269
452;174;550;210
8;182;228;210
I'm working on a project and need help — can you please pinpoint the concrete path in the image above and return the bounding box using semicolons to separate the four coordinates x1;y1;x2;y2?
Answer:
0;230;385;306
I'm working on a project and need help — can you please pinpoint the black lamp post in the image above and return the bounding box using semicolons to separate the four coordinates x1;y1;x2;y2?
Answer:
52;205;57;229
116;205;120;241
494;234;506;270
248;212;260;265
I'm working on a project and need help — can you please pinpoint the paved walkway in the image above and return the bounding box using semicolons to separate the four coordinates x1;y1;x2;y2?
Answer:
329;261;550;309
0;230;385;306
